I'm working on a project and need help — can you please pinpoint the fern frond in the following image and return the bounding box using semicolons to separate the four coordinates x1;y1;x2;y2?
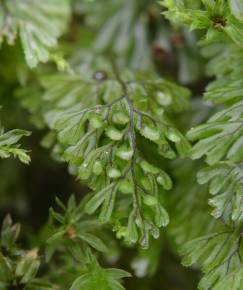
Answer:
70;263;131;290
181;229;243;290
168;160;222;246
0;215;52;290
0;202;130;290
0;0;70;67
48;196;131;290
197;162;243;224
162;0;243;46
187;100;243;164
47;195;108;260
0;127;30;163
40;64;190;248
163;1;243;288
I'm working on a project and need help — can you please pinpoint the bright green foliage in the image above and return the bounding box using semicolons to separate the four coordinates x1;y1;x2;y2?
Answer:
163;0;243;46
197;163;243;224
182;8;243;229
168;159;221;246
0;215;52;290
162;0;243;289
70;263;131;290
40;67;190;248
181;229;243;290
0;0;70;67
0;200;129;290
187;45;243;166
47;195;108;260
187;101;243;164
1;0;243;289
47;196;130;289
0;126;30;163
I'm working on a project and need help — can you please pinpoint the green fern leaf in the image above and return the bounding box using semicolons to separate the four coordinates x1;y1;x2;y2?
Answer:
0;0;70;67
70;263;131;290
162;0;243;46
181;229;243;290
187;100;243;164
197;163;243;224
40;66;190;247
0;127;31;163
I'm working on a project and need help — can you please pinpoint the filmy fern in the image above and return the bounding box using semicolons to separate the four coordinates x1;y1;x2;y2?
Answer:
0;125;30;163
163;0;243;289
1;0;243;289
0;0;70;67
41;65;190;248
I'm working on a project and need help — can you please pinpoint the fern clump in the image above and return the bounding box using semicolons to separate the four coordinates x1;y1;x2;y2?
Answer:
0;0;242;289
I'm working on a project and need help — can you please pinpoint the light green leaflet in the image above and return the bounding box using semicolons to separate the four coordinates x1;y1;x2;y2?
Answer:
0;0;70;67
0;128;30;163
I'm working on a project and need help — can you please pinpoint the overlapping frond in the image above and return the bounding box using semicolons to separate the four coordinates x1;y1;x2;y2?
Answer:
163;0;243;46
162;1;243;289
0;127;30;163
181;229;243;290
0;215;52;290
0;0;70;67
197;163;243;224
70;264;131;290
168;160;221;246
40;63;190;248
